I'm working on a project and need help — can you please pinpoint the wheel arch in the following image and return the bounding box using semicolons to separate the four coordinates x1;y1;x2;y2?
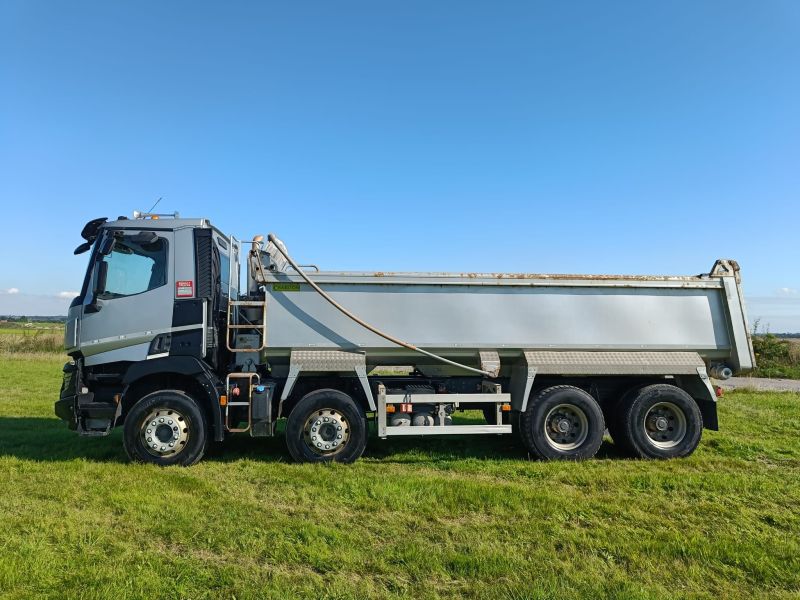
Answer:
121;356;225;441
280;375;373;418
673;373;719;431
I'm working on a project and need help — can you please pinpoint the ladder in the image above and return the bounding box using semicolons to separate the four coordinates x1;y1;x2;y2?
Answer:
224;372;260;432
226;300;267;352
225;233;267;353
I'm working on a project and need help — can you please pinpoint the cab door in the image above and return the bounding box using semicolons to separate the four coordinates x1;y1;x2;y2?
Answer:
78;229;175;366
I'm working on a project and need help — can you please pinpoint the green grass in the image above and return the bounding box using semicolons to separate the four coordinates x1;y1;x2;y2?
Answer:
751;335;800;380
1;355;799;599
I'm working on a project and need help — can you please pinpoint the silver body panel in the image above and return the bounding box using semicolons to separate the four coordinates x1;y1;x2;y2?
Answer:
259;265;754;373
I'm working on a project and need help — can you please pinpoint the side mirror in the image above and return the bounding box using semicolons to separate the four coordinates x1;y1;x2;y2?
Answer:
74;241;92;255
86;261;109;313
98;236;116;256
93;261;109;296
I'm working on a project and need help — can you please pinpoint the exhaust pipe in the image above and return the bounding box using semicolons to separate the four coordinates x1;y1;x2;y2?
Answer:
709;364;733;380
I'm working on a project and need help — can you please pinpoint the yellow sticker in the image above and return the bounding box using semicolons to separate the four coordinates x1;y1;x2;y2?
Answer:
272;283;301;292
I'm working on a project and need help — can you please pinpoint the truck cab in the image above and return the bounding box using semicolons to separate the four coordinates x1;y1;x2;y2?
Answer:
56;214;240;451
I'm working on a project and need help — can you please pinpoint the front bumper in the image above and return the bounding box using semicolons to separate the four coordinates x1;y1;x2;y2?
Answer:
54;395;77;428
55;361;115;436
55;361;79;429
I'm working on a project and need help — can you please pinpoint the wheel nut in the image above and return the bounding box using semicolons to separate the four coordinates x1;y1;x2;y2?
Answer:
311;427;317;433
337;434;342;439
160;446;166;451
323;417;329;423
151;421;157;426
159;418;164;423
325;444;330;450
169;442;174;448
167;420;173;425
146;429;152;434
312;436;317;441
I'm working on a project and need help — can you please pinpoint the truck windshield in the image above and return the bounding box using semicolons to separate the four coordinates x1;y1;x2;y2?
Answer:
99;237;168;299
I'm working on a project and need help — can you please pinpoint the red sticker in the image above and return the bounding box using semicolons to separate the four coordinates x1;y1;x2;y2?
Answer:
176;280;194;298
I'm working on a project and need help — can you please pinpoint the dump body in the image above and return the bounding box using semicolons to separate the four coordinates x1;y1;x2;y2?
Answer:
258;261;753;374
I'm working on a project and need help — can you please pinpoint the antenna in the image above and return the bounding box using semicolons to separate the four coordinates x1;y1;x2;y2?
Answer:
147;197;162;213
132;197;179;220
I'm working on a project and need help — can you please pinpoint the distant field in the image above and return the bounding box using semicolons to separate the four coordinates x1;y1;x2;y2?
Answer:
1;354;799;599
0;326;63;353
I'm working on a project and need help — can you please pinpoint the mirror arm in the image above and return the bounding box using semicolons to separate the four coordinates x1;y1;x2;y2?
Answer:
86;261;109;313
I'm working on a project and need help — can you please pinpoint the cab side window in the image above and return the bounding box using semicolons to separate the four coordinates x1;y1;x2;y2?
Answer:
100;238;168;298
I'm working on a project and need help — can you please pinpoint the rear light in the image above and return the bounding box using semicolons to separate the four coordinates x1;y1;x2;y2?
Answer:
501;403;511;412
220;395;228;406
386;404;396;413
714;386;723;397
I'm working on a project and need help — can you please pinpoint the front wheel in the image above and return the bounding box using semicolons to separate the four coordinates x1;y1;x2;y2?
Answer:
123;390;208;466
285;389;367;463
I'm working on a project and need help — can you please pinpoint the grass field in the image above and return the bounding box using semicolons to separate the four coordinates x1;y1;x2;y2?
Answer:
752;336;800;380
1;354;799;599
0;325;63;354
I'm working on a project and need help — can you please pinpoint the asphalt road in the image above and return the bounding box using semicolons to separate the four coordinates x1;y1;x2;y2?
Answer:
718;377;800;393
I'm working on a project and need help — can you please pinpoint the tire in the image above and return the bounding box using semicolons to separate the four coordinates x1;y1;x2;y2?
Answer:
613;384;702;459
123;389;208;466
285;389;367;463
518;385;605;460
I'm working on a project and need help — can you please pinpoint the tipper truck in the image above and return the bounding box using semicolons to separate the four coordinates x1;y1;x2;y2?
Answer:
56;212;755;465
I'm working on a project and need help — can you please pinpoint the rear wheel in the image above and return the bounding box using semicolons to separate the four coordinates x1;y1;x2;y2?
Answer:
612;384;702;459
123;390;208;466
518;385;605;460
285;389;367;463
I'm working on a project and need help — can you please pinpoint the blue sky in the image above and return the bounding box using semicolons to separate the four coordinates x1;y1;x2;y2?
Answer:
1;1;799;330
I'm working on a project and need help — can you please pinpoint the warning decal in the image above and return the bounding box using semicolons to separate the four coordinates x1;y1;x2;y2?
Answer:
176;280;194;298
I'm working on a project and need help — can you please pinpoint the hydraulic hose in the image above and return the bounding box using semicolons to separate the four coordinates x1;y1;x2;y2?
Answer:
266;233;495;378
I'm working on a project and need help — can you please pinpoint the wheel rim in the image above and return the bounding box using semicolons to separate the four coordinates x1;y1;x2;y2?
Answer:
303;409;350;456
141;408;190;457
644;402;687;449
543;403;589;451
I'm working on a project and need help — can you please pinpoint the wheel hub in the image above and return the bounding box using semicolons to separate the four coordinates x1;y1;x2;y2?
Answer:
644;402;687;449
304;409;350;455
141;409;189;457
554;418;571;433
652;416;669;431
544;404;589;451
